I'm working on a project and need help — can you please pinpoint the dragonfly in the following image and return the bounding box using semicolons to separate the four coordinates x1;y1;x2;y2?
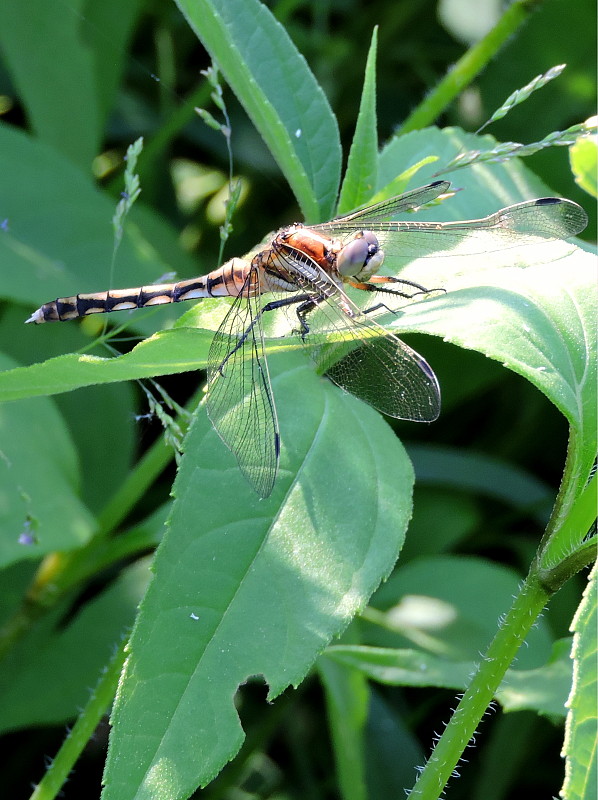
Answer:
26;180;588;497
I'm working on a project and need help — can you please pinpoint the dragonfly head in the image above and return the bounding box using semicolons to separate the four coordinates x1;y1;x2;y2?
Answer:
337;231;384;280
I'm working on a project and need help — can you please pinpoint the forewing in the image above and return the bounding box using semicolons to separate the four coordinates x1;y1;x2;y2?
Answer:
206;267;279;498
320;195;587;261
269;247;440;422
314;181;450;230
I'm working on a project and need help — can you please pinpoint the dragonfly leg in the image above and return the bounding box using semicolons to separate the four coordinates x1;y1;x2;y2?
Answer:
349;275;437;296
217;293;310;376
294;296;337;338
349;276;445;317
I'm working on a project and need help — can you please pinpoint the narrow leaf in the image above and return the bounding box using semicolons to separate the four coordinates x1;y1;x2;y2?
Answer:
318;658;369;800
324;638;573;718
174;0;341;221
337;27;378;213
0;328;212;402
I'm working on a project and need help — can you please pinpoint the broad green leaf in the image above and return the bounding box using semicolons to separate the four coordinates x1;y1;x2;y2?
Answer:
562;563;598;800
324;638;572;717
173;0;341;221
371;556;552;667
102;354;414;800
0;122;197;332
377;130;593;508
570;131;598;198
337;27;378;213
0;558;150;733
0;353;94;568
318;657;369;800
394;251;596;500
0;0;143;169
375;125;595;552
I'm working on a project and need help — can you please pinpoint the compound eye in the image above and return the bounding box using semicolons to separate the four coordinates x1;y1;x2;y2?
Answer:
337;231;380;277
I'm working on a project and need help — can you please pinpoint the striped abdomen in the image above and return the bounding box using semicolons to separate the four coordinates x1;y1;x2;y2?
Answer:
26;257;255;323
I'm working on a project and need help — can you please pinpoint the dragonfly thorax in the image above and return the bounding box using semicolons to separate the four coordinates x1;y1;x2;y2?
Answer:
278;225;338;272
337;230;384;280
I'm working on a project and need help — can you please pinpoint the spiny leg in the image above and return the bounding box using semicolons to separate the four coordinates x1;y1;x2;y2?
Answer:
294;296;334;339
348;275;445;317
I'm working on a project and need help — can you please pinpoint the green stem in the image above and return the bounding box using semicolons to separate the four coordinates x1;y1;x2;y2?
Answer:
397;0;541;135
408;427;596;797
408;570;550;799
29;637;127;800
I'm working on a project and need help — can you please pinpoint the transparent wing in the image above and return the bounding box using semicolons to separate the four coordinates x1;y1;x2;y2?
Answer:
269;248;440;422
206;267;279;498
321;181;451;226
315;193;588;261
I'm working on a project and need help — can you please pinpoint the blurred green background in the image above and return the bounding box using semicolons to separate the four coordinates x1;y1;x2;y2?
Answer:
0;0;594;264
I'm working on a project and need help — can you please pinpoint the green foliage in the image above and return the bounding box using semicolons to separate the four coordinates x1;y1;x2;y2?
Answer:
437;118;597;176
318;656;370;800
0;1;595;800
0;0;143;169
0;123;196;333
324;637;574;717
336;27;379;213
175;0;342;222
0;351;95;566
103;352;415;798
570;128;598;198
476;64;568;132
562;564;598;800
112;137;144;249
